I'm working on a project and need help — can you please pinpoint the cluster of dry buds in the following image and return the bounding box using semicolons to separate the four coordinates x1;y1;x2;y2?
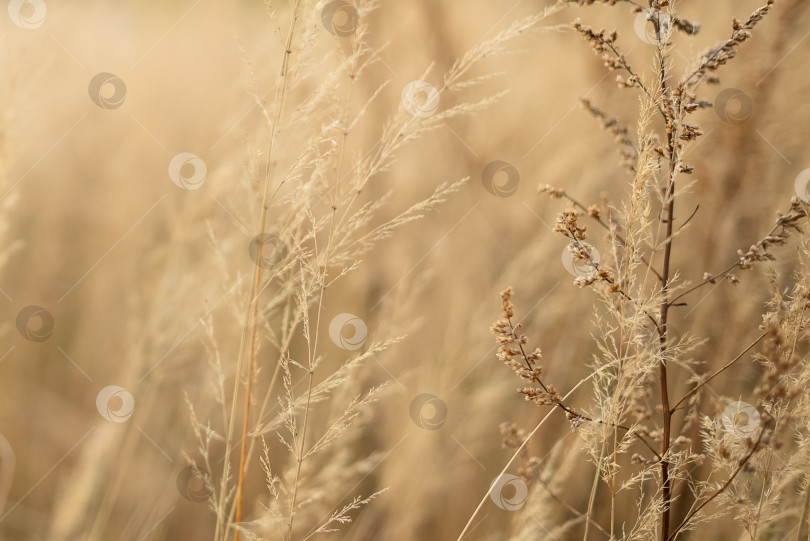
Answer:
492;288;563;407
703;199;807;286
553;208;620;291
692;0;776;83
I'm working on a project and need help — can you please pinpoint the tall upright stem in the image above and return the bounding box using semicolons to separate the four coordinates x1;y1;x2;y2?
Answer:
233;3;302;539
654;9;674;540
659;175;674;541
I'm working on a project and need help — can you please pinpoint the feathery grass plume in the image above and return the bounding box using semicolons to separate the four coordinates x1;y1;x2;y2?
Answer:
150;2;569;540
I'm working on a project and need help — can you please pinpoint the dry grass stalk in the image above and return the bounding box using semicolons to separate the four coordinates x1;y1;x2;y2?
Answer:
464;1;810;539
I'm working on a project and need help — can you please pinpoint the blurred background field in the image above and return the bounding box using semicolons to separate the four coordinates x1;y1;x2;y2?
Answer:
1;0;809;539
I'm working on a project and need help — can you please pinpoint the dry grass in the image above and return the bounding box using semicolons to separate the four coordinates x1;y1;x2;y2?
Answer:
1;0;810;540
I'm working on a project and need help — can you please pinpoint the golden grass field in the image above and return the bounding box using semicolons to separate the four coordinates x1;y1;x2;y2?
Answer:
2;0;810;539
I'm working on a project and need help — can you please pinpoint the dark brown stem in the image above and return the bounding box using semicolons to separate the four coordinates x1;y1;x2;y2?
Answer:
659;220;673;541
654;11;674;540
